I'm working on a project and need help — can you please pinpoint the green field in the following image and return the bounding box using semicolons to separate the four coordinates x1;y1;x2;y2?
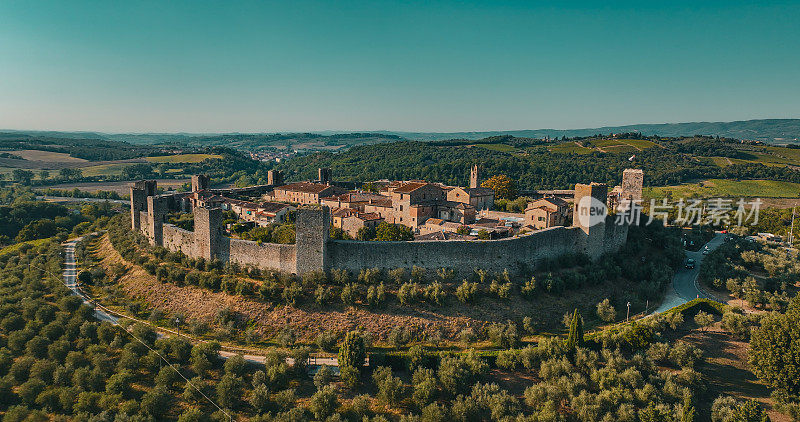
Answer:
548;142;594;154
590;138;658;150
548;138;657;155
80;163;135;177
644;179;800;199
0;149;88;162
146;153;223;163
472;143;519;153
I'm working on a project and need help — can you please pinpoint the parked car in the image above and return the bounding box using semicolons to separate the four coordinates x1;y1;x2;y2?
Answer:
685;258;695;269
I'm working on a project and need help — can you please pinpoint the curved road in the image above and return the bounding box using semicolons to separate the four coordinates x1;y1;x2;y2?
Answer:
652;233;725;314
63;238;119;324
62;237;340;369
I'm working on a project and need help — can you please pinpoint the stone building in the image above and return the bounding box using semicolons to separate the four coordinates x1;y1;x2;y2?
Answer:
446;186;494;210
331;208;384;237
272;182;348;205
130;170;634;275
524;196;571;230
607;168;644;212
320;192;389;211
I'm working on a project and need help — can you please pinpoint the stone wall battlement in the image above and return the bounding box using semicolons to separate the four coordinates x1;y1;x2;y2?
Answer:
131;177;630;275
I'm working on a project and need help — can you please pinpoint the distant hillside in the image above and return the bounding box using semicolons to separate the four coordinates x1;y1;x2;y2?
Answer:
4;118;799;146
382;119;800;143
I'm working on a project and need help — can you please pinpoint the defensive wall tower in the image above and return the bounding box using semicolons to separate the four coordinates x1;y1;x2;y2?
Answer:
295;206;330;274
318;168;332;185
573;182;608;260
130;180;156;231
194;206;223;261
620;168;644;208
267;169;284;186
130;171;634;275
191;174;211;192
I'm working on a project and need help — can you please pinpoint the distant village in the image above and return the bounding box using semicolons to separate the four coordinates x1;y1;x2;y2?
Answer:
185;165;643;241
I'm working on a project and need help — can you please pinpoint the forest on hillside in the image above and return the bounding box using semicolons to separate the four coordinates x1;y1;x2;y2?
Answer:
273;139;800;192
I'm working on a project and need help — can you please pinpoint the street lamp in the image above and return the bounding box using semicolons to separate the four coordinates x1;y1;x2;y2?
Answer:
626;302;631;322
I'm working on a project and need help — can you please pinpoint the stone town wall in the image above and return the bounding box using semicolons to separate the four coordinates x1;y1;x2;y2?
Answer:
328;225;581;275
219;238;297;273
132;179;630;275
162;224;197;257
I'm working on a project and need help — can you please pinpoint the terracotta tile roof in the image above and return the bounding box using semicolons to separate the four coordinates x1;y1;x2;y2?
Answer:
526;196;568;212
465;187;494;196
392;182;430;194
275;182;333;194
322;192;388;203
259;202;291;213
357;212;382;221
366;198;392;207
331;208;357;218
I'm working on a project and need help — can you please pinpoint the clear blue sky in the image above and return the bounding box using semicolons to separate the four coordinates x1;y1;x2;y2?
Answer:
1;0;798;133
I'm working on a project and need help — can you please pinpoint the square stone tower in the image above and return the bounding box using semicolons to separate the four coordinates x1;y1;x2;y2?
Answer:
267;170;284;186
620;168;643;209
573;182;608;260
191;174;210;192
318;168;332;185
194;206;222;261
146;195;165;246
130;180;157;231
295;207;330;274
469;165;479;189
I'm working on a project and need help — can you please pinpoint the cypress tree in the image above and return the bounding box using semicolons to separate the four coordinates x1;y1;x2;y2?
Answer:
566;309;584;349
338;331;366;370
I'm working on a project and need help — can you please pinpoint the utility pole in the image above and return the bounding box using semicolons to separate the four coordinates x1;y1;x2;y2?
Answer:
626;302;631;322
789;206;796;246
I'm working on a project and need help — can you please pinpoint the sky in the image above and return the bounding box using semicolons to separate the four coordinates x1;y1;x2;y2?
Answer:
1;0;799;133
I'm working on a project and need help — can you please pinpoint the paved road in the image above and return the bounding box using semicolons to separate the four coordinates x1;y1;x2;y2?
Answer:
61;237;342;368
39;195;129;205
652;233;726;314
63;237;119;324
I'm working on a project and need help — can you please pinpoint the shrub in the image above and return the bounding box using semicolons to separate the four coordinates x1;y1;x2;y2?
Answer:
489;279;512;299
455;280;478;303
313;365;335;389
521;277;538;298
367;282;387;308
412;368;438;407
341;283;357;305
596;298;616;322
309;385;339;420
282;282;303;306
398;281;420;305
315;331;338;352
215;374;242;409
423;282;446;305
224;354;248;377
373;366;403;406
314;286;330;306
